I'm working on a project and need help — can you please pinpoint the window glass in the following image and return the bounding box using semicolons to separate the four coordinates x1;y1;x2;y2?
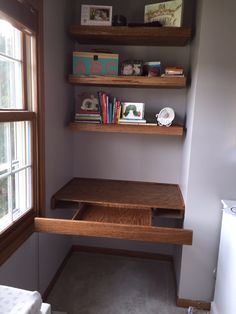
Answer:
0;19;23;109
0;19;21;59
0;57;23;108
0;121;32;232
0;177;8;219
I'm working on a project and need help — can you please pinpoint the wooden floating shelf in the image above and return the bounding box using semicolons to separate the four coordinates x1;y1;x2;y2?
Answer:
69;75;186;88
34;217;192;245
69;26;192;46
69;122;184;136
51;177;185;212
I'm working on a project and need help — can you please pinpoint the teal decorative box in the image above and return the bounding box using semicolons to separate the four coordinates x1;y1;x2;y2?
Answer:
73;51;119;76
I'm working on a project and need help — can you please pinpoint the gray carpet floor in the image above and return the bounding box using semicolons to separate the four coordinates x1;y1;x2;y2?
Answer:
47;252;206;314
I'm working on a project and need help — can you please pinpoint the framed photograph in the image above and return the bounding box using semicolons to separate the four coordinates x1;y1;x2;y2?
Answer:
121;60;143;76
144;0;183;27
81;5;112;26
121;102;145;120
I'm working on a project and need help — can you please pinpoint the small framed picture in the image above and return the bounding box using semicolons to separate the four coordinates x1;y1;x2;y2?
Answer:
81;5;112;26
144;0;183;27
75;93;99;114
121;102;145;120
121;60;143;76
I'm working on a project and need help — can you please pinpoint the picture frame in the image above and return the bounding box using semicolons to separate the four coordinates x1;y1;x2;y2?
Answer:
121;60;143;76
75;93;99;114
81;5;112;26
121;102;145;120
144;0;183;27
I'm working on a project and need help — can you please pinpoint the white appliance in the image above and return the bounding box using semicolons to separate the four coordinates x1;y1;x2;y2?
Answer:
211;200;236;314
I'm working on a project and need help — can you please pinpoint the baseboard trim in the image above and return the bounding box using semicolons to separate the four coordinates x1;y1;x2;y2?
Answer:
177;297;211;311
42;247;73;301
72;245;173;262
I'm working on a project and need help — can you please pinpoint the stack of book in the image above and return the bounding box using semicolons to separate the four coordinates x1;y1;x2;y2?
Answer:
161;66;184;78
75;109;101;124
75;93;101;123
97;91;121;124
119;118;146;124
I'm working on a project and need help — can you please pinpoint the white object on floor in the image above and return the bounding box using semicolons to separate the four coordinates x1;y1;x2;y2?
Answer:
211;200;236;314
0;285;42;314
40;303;51;314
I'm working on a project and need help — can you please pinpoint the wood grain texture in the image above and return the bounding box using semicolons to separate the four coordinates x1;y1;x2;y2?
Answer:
76;204;152;226
51;177;185;212
69;122;184;136
34;217;193;245
0;111;36;122
69;75;186;88
176;298;211;310
72;203;88;220
69;26;192;46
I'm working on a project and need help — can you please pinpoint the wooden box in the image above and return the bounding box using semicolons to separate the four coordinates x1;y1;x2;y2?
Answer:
73;51;119;76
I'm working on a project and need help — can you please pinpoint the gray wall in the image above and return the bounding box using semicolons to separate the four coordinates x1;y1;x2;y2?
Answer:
179;0;236;301
0;235;38;290
38;0;75;294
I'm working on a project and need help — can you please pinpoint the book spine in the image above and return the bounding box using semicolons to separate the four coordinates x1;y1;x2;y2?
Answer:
102;93;107;124
106;95;109;124
112;97;116;123
117;100;121;124
97;91;103;124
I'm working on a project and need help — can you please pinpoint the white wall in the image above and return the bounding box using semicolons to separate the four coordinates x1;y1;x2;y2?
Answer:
179;0;236;301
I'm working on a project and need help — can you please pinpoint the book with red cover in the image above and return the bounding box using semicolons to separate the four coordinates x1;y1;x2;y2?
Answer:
102;93;107;124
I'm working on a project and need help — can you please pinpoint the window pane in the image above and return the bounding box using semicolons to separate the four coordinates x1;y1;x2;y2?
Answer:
0;56;23;109
0;121;31;175
0;123;7;167
0;177;8;219
0;170;32;233
13;168;32;221
0;121;32;233
0;19;22;60
12;121;31;170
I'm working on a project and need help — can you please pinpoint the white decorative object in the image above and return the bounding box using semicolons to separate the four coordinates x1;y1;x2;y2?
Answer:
156;107;175;127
